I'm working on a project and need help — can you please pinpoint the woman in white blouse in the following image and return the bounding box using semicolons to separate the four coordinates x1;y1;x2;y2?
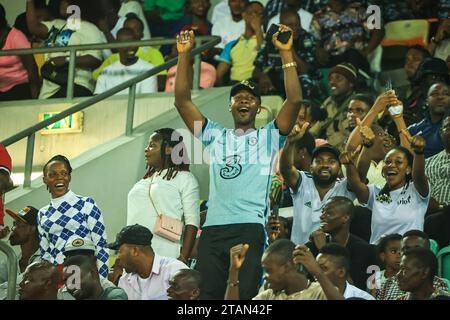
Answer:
341;110;430;245
127;128;200;263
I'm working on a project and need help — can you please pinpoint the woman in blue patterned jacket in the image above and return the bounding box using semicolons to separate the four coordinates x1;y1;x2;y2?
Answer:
38;155;109;278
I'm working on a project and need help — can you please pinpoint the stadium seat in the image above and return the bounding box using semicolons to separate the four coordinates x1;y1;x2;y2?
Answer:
381;20;430;47
437;246;450;281
381;19;430;71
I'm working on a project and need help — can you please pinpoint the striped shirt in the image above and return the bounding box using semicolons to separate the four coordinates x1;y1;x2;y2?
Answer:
425;150;450;205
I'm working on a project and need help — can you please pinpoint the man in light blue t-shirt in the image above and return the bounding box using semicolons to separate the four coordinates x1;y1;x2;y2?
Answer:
174;25;302;299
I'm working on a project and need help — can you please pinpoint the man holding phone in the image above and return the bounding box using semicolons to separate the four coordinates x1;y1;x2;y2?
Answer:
253;9;325;102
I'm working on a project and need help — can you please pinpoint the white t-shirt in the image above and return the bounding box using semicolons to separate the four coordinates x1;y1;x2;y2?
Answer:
344;281;375;300
290;171;356;245
94;58;157;95
211;0;230;25
267;8;313;32
119;0;152;40
365;183;430;244
127;170;200;258
211;16;245;49
40;19;105;98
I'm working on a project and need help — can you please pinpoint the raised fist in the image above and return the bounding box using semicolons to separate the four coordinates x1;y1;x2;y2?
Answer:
176;30;195;54
229;244;249;271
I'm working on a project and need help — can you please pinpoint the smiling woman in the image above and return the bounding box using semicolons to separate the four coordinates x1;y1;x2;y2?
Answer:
37;155;109;278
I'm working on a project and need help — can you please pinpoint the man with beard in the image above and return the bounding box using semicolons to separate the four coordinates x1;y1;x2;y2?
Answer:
305;197;376;289
280;123;356;245
107;224;187;300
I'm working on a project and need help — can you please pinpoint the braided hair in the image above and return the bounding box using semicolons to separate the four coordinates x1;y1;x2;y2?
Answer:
144;128;190;180
378;146;414;199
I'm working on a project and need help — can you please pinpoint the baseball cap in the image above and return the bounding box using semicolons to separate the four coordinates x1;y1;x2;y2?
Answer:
311;144;341;162
5;206;38;225
230;80;261;100
107;224;153;250
63;235;96;256
413;57;450;83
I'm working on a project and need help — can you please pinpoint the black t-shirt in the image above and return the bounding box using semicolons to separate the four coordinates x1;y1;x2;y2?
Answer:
305;233;377;290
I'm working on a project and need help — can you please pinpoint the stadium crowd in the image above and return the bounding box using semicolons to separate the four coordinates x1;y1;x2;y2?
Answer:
0;0;450;300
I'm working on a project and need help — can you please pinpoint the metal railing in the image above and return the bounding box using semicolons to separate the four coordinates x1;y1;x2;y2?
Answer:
0;241;18;300
0;36;221;187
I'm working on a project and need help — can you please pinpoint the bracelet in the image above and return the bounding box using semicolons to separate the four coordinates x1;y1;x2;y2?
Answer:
227;280;239;287
282;62;297;69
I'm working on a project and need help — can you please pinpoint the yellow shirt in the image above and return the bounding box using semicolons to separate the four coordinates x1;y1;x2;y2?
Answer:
92;47;167;81
219;35;258;82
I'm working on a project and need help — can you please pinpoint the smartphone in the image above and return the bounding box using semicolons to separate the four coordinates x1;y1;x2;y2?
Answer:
266;23;291;44
271;204;279;218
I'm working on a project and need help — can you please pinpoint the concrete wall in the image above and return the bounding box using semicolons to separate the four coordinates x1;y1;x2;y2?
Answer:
0;90;227;171
3;0;25;28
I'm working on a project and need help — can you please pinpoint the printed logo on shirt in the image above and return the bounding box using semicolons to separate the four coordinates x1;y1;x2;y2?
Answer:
249;137;258;146
220;155;242;179
45;26;75;47
304;201;312;208
397;195;411;206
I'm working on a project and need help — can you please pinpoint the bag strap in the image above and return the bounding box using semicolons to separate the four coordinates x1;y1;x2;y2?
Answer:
148;176;162;218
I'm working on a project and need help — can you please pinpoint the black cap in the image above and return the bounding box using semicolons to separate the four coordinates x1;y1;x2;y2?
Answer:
5;206;38;225
311;144;341;162
107;224;153;250
413;57;450;83
230;80;261;100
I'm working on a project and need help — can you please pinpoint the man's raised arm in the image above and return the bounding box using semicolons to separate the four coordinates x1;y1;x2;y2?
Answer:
273;25;302;135
174;31;206;135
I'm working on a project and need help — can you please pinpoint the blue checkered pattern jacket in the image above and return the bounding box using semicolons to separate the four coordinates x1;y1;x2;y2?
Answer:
37;190;109;278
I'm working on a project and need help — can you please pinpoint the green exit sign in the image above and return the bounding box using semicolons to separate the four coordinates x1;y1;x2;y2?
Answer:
39;112;83;134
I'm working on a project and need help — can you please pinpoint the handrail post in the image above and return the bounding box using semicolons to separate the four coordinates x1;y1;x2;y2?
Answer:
0;241;18;300
125;84;136;136
193;38;202;91
66;48;76;100
23;133;35;188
